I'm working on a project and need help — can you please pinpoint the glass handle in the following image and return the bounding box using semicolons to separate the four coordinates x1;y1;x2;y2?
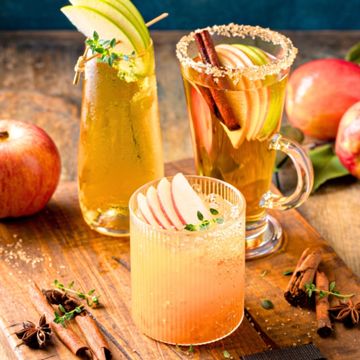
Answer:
260;134;314;211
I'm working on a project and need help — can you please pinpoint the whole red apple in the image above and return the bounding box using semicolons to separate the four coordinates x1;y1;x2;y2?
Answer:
335;102;360;178
0;120;61;218
286;59;360;140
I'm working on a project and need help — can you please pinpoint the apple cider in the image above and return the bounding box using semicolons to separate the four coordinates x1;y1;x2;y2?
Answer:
78;43;163;236
181;66;288;222
130;175;246;345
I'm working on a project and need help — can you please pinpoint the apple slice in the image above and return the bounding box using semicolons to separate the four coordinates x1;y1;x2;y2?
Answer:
233;44;270;139
171;173;210;225
146;186;173;229
61;5;135;54
69;0;146;51
137;193;161;227
157;178;184;230
114;0;150;46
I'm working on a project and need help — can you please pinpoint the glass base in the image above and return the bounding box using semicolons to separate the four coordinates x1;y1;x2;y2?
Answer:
82;207;130;237
142;312;244;346
245;215;283;260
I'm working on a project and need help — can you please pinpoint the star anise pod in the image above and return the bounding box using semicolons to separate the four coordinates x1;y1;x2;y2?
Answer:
42;289;80;312
15;314;52;349
329;299;360;326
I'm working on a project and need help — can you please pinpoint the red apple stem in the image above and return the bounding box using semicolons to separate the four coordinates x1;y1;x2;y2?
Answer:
0;131;9;140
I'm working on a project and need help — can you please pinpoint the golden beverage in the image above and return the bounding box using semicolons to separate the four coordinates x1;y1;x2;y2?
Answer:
177;25;313;258
78;43;163;236
182;70;288;222
130;175;245;345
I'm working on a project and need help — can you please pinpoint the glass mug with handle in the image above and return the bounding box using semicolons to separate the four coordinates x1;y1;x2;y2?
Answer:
176;24;313;258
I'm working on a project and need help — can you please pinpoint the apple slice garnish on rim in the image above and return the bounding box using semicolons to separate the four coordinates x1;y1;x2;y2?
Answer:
61;5;136;54
157;178;184;230
171;173;211;225
146;186;173;229
69;0;146;51
113;0;150;46
137;193;161;228
233;44;270;140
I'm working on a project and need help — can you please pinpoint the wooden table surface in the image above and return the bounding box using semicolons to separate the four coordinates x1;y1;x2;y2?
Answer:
0;159;360;360
0;29;359;279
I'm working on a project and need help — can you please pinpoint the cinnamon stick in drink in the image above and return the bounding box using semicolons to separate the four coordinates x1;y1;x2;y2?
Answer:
29;283;89;356
194;30;240;130
315;271;333;338
75;313;112;360
284;248;322;307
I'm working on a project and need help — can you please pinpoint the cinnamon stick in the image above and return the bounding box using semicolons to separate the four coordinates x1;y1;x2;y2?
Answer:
194;31;239;130
75;313;111;360
315;271;333;338
284;248;322;307
29;283;89;356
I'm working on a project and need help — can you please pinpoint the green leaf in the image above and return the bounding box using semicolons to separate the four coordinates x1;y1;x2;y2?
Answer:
110;38;116;48
210;208;219;215
329;281;336;292
261;299;274;310
215;217;224;224
319;290;326;298
58;304;66;313
184;224;196;231
188;344;194;353
197;211;204;221
345;42;360;64
283;270;293;276
223;350;231;359
309;144;350;191
93;31;99;41
68;281;74;289
88;289;95;295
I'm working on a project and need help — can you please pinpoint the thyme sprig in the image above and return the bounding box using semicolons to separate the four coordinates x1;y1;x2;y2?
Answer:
54;279;100;307
305;281;354;300
184;209;224;231
85;31;137;81
54;304;84;327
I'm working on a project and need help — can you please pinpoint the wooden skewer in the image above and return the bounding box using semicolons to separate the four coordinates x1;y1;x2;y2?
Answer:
145;12;169;27
73;12;169;85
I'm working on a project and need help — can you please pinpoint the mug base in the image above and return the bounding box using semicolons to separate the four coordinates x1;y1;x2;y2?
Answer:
245;215;283;259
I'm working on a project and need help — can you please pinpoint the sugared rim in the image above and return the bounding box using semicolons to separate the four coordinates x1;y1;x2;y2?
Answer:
176;23;298;80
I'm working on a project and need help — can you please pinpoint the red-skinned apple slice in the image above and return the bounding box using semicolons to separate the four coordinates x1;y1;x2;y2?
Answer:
171;173;210;225
189;84;213;154
137;193;161;228
146;186;173;229
157;178;184;230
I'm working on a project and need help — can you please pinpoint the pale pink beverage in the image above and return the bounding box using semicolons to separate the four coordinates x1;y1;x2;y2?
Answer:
130;175;245;345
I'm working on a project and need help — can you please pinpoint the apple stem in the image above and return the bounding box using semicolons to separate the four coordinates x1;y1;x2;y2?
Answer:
0;131;9;140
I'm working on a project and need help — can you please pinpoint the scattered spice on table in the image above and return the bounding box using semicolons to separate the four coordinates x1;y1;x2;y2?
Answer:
315;271;333;337
14;314;51;349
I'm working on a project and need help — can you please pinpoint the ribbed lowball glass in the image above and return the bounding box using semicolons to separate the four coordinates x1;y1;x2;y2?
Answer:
129;175;246;345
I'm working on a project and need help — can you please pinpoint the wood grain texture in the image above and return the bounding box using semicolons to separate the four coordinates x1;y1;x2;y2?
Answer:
0;158;359;360
0;30;359;276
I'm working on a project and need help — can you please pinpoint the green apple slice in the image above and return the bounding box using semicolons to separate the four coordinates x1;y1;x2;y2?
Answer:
217;44;261;141
61;5;136;54
233;44;269;140
114;0;150;46
69;0;145;52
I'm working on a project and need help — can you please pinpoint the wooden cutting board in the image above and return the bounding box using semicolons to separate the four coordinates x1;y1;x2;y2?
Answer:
0;158;359;360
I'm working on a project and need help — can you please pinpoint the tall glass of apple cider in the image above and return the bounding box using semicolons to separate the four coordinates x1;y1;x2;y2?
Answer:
130;174;246;345
78;41;163;236
176;25;313;259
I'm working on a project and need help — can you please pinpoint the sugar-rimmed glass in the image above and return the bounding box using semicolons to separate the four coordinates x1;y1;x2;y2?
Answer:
129;175;245;345
176;24;313;259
